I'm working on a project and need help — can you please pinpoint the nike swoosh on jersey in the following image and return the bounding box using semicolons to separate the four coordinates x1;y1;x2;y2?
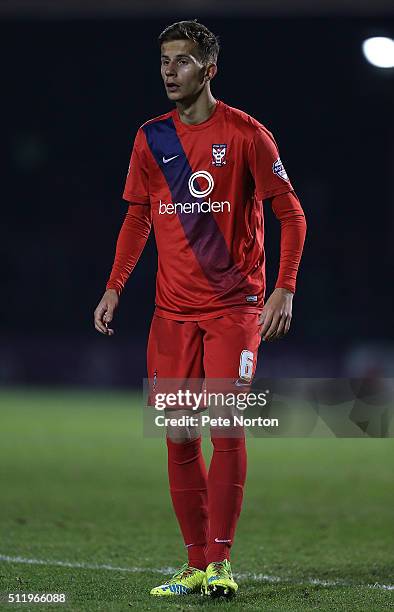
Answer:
162;154;179;163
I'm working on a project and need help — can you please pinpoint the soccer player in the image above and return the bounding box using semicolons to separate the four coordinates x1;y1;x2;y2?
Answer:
94;20;306;598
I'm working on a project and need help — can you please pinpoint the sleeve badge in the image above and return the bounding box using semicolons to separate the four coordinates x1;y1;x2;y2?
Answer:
273;157;289;182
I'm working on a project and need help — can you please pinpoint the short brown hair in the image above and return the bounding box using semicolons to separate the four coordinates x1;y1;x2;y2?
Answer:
158;19;220;65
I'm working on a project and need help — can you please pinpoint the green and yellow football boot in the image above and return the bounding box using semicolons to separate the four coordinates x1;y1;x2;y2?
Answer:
150;562;205;596
201;559;238;598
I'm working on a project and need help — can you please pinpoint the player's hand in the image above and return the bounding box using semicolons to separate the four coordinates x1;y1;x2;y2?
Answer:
94;289;119;336
259;288;293;341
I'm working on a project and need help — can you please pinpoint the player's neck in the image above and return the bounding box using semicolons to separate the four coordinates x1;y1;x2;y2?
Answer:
175;89;217;126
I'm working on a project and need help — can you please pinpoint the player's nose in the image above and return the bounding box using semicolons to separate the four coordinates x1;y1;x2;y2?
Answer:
164;61;177;76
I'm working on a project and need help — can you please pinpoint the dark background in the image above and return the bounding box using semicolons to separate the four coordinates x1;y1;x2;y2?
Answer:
1;15;394;385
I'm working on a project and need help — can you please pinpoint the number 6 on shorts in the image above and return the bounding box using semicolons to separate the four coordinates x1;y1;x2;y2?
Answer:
239;350;254;382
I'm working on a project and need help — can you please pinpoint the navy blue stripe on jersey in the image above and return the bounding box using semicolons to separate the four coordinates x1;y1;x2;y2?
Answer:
142;117;244;293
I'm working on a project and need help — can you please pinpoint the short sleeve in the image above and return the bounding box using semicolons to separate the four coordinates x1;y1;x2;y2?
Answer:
123;128;150;205
248;128;293;201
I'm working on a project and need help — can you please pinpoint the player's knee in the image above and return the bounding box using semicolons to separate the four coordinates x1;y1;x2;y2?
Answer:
166;424;201;443
165;409;201;443
210;427;245;449
166;429;199;443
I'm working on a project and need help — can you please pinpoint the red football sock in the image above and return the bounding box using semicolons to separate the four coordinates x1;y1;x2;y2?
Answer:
166;436;208;570
205;433;247;564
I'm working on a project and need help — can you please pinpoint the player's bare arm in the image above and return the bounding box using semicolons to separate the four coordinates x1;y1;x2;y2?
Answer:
94;289;119;336
259;287;293;341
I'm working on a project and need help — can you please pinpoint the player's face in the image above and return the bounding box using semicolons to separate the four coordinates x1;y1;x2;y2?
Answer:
161;40;209;102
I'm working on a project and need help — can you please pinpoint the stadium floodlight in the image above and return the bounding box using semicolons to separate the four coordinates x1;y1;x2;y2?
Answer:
362;37;394;69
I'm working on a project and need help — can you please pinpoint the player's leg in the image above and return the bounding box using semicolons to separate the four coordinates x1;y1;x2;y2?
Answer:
200;312;261;597
147;316;208;595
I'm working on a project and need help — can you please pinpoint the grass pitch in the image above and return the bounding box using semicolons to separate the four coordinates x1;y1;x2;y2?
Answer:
0;388;393;611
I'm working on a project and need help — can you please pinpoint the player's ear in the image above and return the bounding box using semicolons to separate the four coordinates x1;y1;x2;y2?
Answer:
205;63;217;81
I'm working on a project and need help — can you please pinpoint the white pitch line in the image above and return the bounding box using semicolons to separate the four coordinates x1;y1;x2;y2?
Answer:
0;555;171;575
0;554;393;591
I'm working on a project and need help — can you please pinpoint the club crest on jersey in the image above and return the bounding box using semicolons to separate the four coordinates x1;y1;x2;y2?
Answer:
273;157;289;182
212;143;227;167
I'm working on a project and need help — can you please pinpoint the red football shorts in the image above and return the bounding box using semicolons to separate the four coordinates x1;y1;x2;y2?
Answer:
147;311;262;383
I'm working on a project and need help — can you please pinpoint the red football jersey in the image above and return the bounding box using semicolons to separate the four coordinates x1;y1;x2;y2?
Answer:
123;99;294;320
